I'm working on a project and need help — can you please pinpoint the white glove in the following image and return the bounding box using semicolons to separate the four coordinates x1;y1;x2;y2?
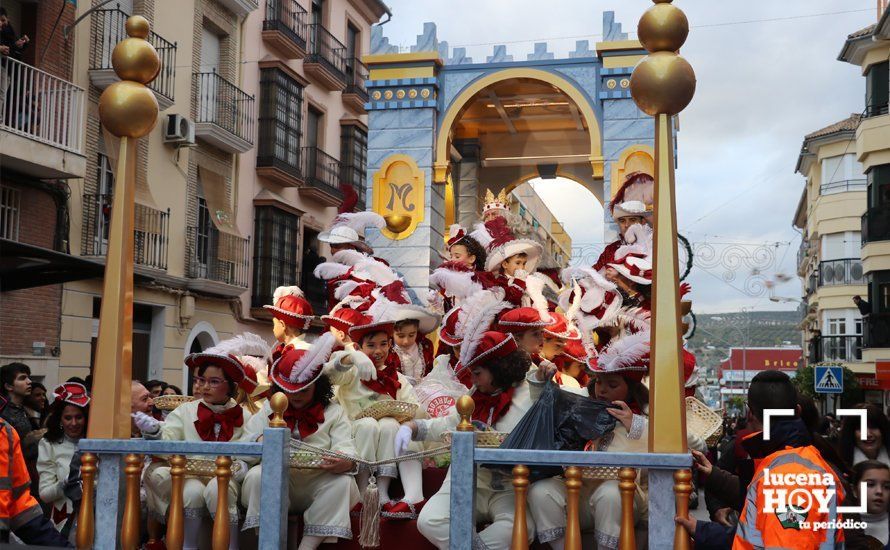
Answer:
131;412;161;436
394;425;413;457
351;351;378;382
513;269;529;281
231;459;249;483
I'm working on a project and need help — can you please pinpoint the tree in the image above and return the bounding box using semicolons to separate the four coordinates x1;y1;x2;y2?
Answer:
794;363;860;407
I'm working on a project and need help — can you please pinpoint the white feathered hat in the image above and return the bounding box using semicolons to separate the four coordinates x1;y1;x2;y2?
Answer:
319;212;385;247
269;332;337;393
471;217;543;273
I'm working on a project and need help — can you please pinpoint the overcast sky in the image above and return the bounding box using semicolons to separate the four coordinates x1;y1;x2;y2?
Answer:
378;0;875;313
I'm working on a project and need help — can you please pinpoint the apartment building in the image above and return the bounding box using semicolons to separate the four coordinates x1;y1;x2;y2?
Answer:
509;182;573;268
793;115;869;386
836;14;890;405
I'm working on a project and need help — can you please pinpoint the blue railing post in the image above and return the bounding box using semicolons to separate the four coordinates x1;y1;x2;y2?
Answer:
93;452;124;550
449;431;477;550
258;426;289;548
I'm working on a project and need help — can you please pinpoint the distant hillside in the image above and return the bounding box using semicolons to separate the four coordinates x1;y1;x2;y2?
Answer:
687;310;803;381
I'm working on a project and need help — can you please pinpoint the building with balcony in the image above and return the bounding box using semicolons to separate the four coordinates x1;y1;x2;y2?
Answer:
793;115;868;383
237;0;388;327
49;0;261;388
838;13;890;405
1;0;88;384
508;183;573;268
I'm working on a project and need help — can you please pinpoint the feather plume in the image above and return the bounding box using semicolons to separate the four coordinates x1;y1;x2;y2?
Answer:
314;262;351;281
334;280;363;300
617;307;651;332
469;222;493;249
338;182;359;214
573;313;599;360
613;242;650;264
448;224;464;240
524;273;553;323
564;280;583;326
273;286;304;301
353;257;400;286
340;212;386;233
290;333;337;383
560;266;616;291
578;279;607;314
430;267;482;300
366;289;397;323
458;289;511;367
598;331;650;372
332;249;369;267
205;333;271;358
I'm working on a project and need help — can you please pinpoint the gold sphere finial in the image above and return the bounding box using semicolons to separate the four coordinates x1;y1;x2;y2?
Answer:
269;392;289;428
456;395;475;432
630;51;696;116
384;214;412;234
98;81;159;138
638;3;689;53
112;37;160;84
125;15;150;39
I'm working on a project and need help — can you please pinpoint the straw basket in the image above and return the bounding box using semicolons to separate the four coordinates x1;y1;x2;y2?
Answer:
580;466;621;480
183;458;243;479
355;400;418;423
444;431;509;448
686;396;723;447
289;452;327;470
154;395;195;411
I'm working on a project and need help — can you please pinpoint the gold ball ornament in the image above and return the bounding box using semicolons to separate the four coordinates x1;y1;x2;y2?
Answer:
125;15;150;39
384;214;411;234
112;38;160;84
630;51;696;116
99;80;159;138
638;2;689;53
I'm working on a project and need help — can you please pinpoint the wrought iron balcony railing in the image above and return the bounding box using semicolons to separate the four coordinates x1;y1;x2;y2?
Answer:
344;57;369;102
817;258;865;286
301;146;343;199
306;23;347;83
820;178;866;195
91;8;177;105
187;226;250;288
263;0;308;53
82;194;169;270
0;57;85;153
818;335;863;362
864;312;890;350
194;72;256;151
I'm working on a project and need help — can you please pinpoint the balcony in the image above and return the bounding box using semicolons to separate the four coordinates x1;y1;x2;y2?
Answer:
820;178;866;195
862;204;890;245
818;335;863;362
797;239;811;276
298;147;343;206
805;272;818;296
342;58;369;112
817;258;866;287
0;57;86;179
82;194;169;271
864;312;890;350
90;8;177;110
215;0;259;17
262;0;307;59
194;72;256;153
187;226;250;296
304;24;347;91
866;102;889;118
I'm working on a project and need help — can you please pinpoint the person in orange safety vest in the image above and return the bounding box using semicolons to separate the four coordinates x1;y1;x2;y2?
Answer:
733;371;845;550
0;417;71;546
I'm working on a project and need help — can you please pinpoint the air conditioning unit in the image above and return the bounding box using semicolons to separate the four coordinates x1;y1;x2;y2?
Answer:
164;114;195;146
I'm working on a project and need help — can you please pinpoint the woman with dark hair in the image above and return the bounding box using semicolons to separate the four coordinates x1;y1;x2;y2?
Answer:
37;383;90;540
446;224;488;273
838;403;890;469
162;384;182;396
398;331;538;549
25;381;48;429
240;333;359;549
850;460;890;547
136;339;256;550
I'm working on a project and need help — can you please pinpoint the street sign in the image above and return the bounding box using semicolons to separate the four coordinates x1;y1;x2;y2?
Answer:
814;365;843;394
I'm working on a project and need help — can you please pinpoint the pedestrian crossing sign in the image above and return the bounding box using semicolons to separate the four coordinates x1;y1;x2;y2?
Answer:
814;365;843;394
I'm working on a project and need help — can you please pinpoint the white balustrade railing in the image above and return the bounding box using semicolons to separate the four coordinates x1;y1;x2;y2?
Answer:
1;57;85;154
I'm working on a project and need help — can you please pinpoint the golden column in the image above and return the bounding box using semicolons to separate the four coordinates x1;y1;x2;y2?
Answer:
88;16;160;439
630;2;695;548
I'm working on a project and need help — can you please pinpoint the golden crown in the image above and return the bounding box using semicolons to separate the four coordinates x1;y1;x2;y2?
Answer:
482;188;509;213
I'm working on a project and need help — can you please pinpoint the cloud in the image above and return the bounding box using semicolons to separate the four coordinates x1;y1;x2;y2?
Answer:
380;0;874;312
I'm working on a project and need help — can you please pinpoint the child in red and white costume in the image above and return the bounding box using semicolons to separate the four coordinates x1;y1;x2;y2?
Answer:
240;333;360;549
137;339;257;550
594;172;654;272
324;307;426;519
396;331;539;550
264;286;315;367
388;317;437;385
470;217;543;306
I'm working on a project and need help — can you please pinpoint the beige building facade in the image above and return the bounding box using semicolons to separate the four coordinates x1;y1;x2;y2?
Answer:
509;182;572;267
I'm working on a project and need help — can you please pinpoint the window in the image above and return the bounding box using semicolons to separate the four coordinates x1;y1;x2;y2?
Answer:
345;23;359;78
821;154;865;194
866;61;889;117
257;68;303;176
0;186;20;241
867;164;890;208
821;232;860;260
252;206;300;309
340;124;367;197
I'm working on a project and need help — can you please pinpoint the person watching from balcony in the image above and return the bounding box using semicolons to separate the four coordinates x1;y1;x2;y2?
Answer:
853;295;871;316
0;8;28;122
